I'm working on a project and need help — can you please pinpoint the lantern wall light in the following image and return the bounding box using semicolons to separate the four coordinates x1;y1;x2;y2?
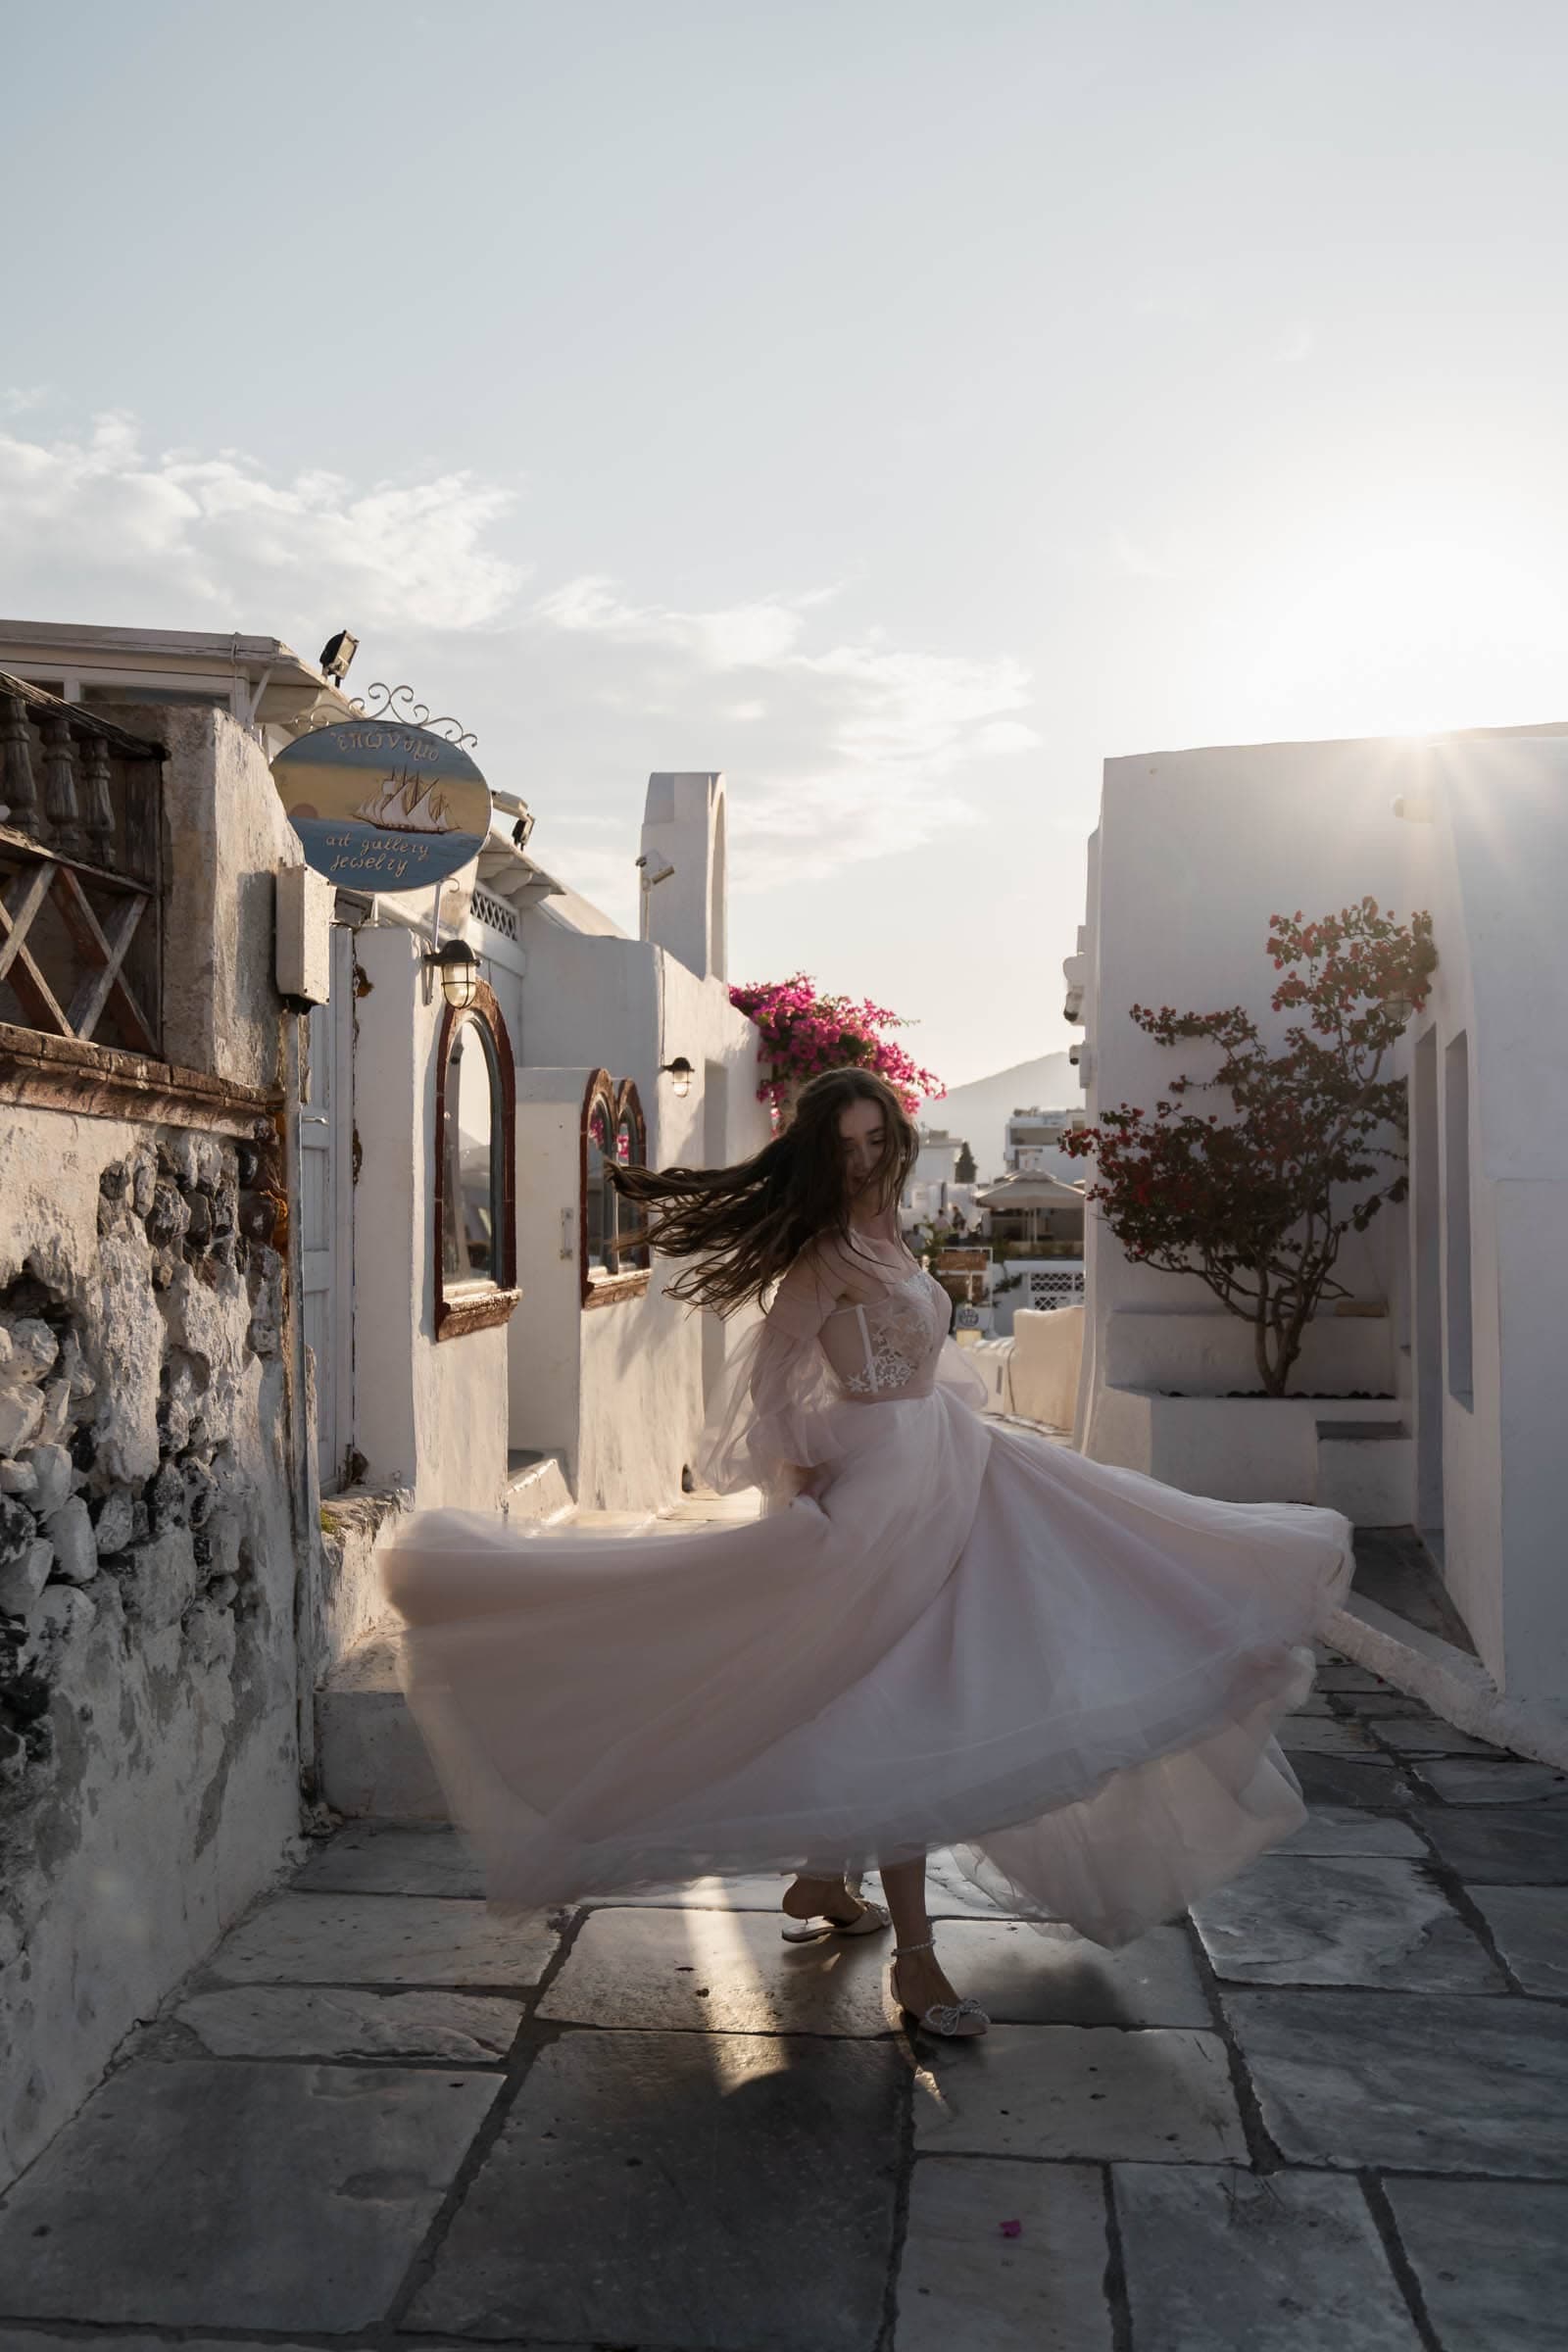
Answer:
424;937;480;1009
660;1054;694;1098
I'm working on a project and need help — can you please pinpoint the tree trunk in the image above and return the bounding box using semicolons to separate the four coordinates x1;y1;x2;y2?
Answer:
1258;1309;1305;1397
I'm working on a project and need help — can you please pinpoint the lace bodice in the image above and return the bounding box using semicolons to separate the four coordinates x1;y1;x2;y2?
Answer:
817;1268;950;1400
698;1251;986;1498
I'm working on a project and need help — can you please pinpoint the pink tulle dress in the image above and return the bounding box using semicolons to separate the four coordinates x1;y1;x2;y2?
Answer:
381;1255;1351;1946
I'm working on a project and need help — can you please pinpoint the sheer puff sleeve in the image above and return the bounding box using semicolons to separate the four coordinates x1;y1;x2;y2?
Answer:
697;1249;845;1509
936;1333;991;1414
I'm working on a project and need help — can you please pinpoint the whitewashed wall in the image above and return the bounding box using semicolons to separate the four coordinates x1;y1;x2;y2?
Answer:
1394;731;1568;1699
514;890;768;1508
1076;725;1568;1703
346;770;767;1524
350;922;513;1516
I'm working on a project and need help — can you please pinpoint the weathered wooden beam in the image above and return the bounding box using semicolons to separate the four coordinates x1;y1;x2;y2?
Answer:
54;865;158;1054
0;863;55;984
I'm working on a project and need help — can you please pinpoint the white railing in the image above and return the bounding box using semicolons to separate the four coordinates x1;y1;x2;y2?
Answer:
1023;1263;1086;1308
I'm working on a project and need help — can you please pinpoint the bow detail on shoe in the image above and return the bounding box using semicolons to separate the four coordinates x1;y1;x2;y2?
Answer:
914;1995;991;2038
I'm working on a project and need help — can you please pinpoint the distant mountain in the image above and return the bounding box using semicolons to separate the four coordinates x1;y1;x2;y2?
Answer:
917;1053;1078;1183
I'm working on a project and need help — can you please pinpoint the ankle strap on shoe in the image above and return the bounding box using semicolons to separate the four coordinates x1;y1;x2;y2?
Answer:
893;1937;936;1957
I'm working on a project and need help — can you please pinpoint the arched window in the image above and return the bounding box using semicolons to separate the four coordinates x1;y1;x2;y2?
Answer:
433;981;518;1339
581;1070;650;1307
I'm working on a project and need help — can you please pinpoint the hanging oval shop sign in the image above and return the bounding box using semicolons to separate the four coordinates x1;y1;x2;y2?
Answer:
270;719;491;894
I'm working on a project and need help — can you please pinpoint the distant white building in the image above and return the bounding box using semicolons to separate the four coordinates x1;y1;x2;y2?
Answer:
1002;1104;1083;1180
901;1126;978;1231
1066;724;1568;1719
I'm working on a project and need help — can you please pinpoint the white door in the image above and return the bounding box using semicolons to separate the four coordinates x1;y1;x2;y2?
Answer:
299;925;356;1490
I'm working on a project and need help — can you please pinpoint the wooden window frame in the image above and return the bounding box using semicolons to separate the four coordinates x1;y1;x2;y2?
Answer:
433;979;520;1340
581;1067;651;1309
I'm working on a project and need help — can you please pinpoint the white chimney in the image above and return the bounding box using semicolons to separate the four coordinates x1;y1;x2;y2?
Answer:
639;771;728;981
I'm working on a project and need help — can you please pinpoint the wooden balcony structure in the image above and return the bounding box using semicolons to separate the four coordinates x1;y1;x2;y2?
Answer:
0;673;164;1055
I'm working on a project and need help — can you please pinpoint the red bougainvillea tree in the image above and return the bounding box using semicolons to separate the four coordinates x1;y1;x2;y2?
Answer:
729;973;943;1116
1062;900;1438;1397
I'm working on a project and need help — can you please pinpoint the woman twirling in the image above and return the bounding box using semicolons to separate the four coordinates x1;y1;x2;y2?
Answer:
382;1068;1351;2039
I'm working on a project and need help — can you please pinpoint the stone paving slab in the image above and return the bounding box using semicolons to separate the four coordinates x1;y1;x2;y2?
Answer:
593;1848;1021;1920
0;2058;500;2332
1278;1716;1381;1755
0;2340;335;2351
1410;1757;1568;1804
1225;1987;1568;2174
930;1919;1212;2027
0;2328;650;2351
1313;1665;1396;1693
1193;1855;1502;1991
1115;2163;1421;2349
591;1869;806;1911
1381;2177;1568;2352
894;2157;1112;2351
1292;1754;1414;1810
1465;1886;1568;1995
406;2029;905;2350
1366;1714;1505;1757
204;1892;558;1987
1414;1802;1568;1882
1276;1804;1424;1857
293;1823;486;1898
163;1984;523;2062
293;1839;1025;1923
911;2026;1247;2163
538;1904;896;2036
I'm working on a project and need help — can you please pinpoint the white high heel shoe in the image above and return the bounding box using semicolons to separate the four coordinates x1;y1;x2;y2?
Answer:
891;1936;990;2038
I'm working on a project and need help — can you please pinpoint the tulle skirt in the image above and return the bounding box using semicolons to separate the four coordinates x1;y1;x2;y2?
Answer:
381;1380;1351;1948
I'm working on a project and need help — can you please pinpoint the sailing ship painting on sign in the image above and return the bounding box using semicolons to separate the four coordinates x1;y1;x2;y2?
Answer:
355;769;457;834
270;718;491;895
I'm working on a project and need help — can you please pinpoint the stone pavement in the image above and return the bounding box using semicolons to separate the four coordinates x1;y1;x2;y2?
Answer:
2;1643;1567;2350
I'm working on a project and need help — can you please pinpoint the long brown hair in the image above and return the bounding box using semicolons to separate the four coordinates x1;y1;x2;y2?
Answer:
610;1065;919;1314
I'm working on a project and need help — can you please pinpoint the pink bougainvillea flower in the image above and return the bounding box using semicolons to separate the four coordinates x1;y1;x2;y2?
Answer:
728;970;943;1115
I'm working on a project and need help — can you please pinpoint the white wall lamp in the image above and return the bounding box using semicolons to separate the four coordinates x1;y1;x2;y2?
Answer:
424;937;480;1009
660;1055;694;1097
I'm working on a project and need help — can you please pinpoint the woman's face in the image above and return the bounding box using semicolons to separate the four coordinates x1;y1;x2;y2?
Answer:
836;1096;887;1208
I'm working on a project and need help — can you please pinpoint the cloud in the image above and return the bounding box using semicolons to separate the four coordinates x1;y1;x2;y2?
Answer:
1110;528;1178;581
527;578;1035;887
0;412;524;630
1270;320;1316;367
0;409;1039;900
972;717;1044;754
534;575;816;668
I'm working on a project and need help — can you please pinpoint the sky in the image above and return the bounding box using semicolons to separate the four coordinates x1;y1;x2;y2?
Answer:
4;0;1567;1090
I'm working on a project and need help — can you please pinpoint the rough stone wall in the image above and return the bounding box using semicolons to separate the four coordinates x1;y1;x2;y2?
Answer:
0;707;313;2190
0;1111;301;2186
